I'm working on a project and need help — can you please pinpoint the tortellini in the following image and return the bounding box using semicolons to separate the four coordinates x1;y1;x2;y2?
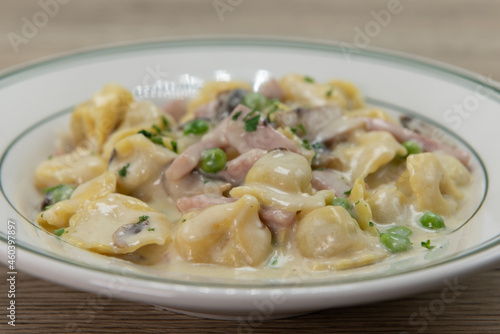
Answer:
397;153;465;216
279;74;363;110
63;193;173;255
175;195;272;267
367;188;409;225
34;149;107;189
108;134;177;195
296;206;384;267
341;131;407;180
347;178;378;235
69;84;133;150
38;171;117;228
230;150;334;212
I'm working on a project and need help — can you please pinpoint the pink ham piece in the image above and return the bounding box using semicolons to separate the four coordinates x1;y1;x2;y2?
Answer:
365;118;471;166
176;194;236;213
163;99;187;122
217;148;267;185
259;206;296;237
258;78;284;101
165;104;300;182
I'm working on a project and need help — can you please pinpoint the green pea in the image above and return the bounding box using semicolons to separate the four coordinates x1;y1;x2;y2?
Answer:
402;141;422;157
183;119;209;135
42;184;76;204
420;211;445;230
380;233;412;253
386;226;413;237
330;197;351;211
201;148;227;173
242;92;268;111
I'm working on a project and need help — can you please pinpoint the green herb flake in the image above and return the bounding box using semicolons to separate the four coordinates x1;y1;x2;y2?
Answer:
369;222;374;227
47;155;53;160
150;136;166;147
152;124;162;134
326;87;333;97
421;240;435;250
171;140;178;153
136;215;149;224
304;76;315;83
181;219;186;223
161;115;169;128
118;163;130;177
148;228;156;232
298;123;307;134
44;204;54;211
232;110;242;121
344;188;352;196
54;228;65;236
302;139;311;150
138;129;153;138
244;115;260;132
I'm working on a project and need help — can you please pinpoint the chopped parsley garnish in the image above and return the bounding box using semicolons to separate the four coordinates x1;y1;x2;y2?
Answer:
161;115;169;128
54;228;65;236
369;222;374;227
244;114;260;132
118;163;130;177
421;240;435;250
138;129;153;138
44;204;54;211
344;188;352;196
232;111;242;120
326;87;333;97
150;136;166;147
47;155;53;160
148;228;156;232
304;76;315;83
298;123;307;134
302;139;311;150
136;215;149;224
181;219;186;223
171;140;178;153
152;124;162;134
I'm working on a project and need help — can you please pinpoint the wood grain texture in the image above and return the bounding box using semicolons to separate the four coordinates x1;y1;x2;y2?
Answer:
1;1;500;333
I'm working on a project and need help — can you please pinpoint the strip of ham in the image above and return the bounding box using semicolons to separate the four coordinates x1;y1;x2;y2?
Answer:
165;104;300;181
163;99;187;122
365;118;470;166
258;78;284;101
259;206;296;237
176;194;236;213
216;148;267;185
311;169;351;197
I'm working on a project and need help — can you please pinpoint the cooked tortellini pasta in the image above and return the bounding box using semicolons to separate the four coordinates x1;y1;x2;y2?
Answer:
296;206;382;262
33;75;475;278
175;195;271;267
230;150;335;213
63;193;173;255
397;153;464;216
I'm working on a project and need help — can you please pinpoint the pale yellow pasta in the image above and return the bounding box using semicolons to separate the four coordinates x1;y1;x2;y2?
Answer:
397;153;464;216
280;74;358;109
175;195;272;267
345;108;396;122
34;149;107;189
367;188;409;225
434;153;471;187
69;83;133;150
347;178;378;235
230;150;335;212
108;134;177;195
38;171;117;228
118;101;174;131
341;131;407;180
63;193;173;255
296;206;381;260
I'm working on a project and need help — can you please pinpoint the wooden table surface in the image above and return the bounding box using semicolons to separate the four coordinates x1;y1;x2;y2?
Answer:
1;1;499;333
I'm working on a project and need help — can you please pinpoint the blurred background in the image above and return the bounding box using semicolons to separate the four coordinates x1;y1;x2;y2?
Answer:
1;1;499;333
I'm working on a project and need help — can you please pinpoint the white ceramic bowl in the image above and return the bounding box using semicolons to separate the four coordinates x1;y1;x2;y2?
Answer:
1;38;500;319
